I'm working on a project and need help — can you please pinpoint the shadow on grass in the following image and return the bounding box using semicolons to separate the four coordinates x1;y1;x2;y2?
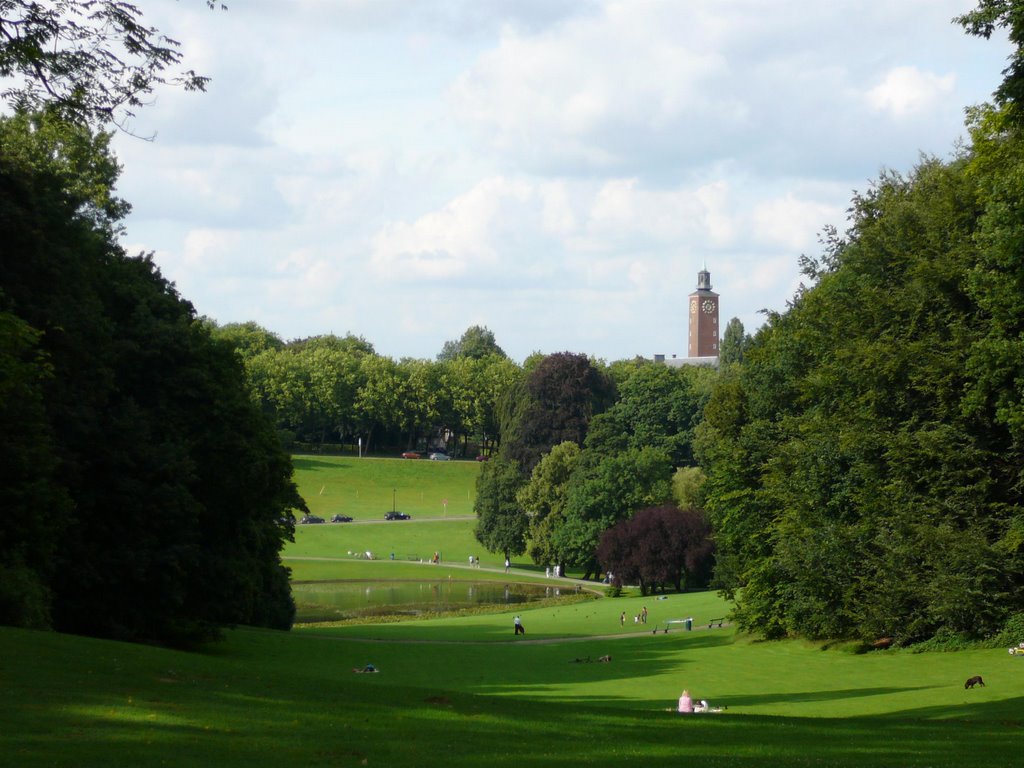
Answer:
14;680;1024;768
722;685;942;708
322;621;738;648
876;694;1024;723
292;456;351;471
6;626;1024;768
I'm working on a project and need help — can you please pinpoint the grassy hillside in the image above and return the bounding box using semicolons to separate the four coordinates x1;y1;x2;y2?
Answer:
4;590;1023;767
292;455;481;520
11;454;1020;766
286;518;485;568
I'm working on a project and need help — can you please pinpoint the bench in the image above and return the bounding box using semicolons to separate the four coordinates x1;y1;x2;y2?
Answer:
708;617;725;628
653;618;693;634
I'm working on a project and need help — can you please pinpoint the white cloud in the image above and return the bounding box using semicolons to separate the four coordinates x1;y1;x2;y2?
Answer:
752;194;842;251
370;177;535;282
867;66;957;119
109;1;1013;362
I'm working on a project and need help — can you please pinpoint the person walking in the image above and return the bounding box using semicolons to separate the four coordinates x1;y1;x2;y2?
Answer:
641;605;648;624
620;611;626;627
514;615;525;635
504;557;510;574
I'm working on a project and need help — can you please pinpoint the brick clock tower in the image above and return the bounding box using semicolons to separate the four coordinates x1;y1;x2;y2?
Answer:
687;266;719;358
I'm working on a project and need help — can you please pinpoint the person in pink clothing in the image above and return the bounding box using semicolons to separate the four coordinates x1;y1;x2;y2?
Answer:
678;690;693;714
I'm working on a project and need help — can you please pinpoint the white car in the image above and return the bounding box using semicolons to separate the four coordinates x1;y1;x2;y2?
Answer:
429;452;450;461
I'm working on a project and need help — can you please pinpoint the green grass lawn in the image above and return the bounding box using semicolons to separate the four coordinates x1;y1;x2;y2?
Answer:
9;452;1023;765
286;518;485;568
4;591;1023;767
292;454;480;520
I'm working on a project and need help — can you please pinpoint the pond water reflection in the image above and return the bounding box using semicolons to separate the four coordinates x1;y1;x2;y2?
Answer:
293;580;573;622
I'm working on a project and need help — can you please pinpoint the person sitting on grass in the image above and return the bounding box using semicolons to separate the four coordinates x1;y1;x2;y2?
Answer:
678;690;693;713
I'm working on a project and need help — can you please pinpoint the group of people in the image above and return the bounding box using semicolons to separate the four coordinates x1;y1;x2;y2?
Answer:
620;606;648;626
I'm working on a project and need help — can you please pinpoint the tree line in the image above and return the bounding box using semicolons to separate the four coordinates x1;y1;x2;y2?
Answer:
472;352;719;593
693;3;1024;646
5;0;1024;649
0;112;303;646
209;323;519;458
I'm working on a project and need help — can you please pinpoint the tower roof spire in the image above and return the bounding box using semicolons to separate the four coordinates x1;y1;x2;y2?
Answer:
697;263;711;291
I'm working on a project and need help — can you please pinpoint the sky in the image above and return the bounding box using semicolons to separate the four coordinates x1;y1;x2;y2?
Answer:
110;0;1013;363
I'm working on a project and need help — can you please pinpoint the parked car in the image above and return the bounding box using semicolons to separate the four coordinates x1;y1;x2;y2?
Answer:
384;512;411;520
429;452;450;461
298;515;324;524
475;454;490;462
330;514;353;523
401;451;421;459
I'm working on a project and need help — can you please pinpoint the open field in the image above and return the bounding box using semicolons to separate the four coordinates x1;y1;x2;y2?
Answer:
10;456;1023;766
5;589;1024;767
286;518;486;570
292;455;481;521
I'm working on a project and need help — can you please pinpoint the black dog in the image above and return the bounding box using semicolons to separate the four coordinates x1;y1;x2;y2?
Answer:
964;675;985;689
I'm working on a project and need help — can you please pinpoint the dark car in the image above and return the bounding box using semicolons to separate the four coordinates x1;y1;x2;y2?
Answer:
475;454;490;462
298;515;325;524
401;451;421;459
330;514;353;523
384;512;411;520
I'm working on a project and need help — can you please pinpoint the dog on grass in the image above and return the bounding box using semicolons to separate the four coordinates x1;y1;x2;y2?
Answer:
964;675;985;689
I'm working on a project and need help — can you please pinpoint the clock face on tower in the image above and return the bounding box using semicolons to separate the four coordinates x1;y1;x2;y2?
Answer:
701;299;715;313
689;299;698;313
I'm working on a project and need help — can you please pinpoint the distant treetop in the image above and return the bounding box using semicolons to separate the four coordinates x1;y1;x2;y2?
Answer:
437;325;507;361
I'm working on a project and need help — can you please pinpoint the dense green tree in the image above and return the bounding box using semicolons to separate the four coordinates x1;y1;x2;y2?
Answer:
354;354;406;452
671;466;706;510
437;324;506;361
0;309;68;628
397;357;440;449
719;318;749;365
551;447;673;578
501;351;614;472
0;114;303;645
434;353;520;456
697;148;1024;644
517;441;581;566
210;321;284;360
473;457;528;559
585;362;712;466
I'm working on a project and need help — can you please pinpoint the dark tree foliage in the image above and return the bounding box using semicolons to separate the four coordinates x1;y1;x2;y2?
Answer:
502;351;614;472
0;116;304;646
0;309;69;628
596;505;714;595
0;1;217;128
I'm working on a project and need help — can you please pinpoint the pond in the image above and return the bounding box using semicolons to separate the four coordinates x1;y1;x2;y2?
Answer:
292;580;579;623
